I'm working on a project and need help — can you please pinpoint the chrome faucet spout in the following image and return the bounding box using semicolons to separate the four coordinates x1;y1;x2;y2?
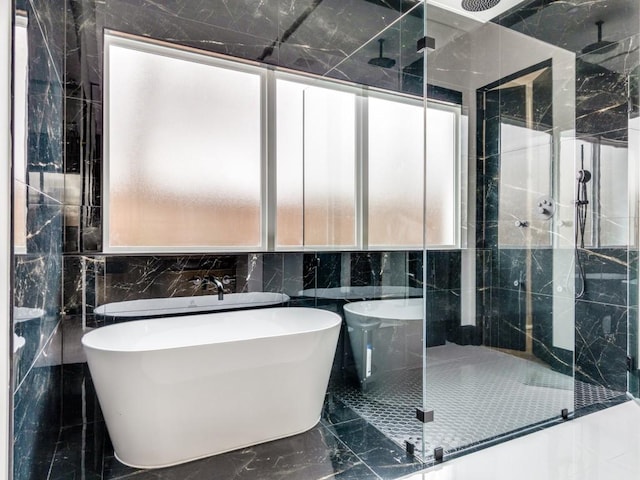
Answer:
188;275;225;300
211;277;224;301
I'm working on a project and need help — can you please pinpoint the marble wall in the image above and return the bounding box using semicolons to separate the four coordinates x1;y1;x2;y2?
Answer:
12;0;65;478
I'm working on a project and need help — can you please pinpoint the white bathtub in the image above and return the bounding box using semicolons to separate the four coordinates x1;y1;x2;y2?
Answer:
298;286;423;300
93;292;290;319
343;298;423;385
82;307;340;468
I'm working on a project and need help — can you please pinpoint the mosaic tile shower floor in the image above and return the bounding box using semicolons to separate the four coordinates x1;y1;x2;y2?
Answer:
334;343;624;458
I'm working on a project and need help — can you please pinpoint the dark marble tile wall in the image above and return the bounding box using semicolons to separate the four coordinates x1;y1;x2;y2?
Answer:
575;248;630;395
13;0;66;478
630;248;639;398
424;250;461;347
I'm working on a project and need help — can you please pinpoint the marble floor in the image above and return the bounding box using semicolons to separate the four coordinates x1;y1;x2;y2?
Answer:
400;400;640;480
48;368;424;480
47;360;634;480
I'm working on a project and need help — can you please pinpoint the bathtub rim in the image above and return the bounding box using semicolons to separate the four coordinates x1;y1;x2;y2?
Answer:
82;306;342;353
93;291;291;318
343;297;424;322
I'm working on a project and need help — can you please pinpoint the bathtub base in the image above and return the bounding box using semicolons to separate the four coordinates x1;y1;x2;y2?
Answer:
112;417;321;469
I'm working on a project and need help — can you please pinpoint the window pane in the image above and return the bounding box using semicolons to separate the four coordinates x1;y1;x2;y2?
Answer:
599;143;628;246
498;123;551;247
426;105;458;246
275;78;305;248
303;86;357;247
13;17;28;253
368;96;424;247
106;36;262;251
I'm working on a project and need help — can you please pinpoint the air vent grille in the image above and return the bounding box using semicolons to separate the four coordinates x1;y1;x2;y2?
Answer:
461;0;500;12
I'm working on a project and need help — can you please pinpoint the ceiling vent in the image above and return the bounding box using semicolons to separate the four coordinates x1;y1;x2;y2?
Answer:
461;0;501;12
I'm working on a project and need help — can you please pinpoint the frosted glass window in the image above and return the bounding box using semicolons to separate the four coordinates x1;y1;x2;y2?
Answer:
577;140;629;247
368;95;424;247
13;17;27;253
498;123;552;247
426;105;458;246
275;78;305;248
302;86;357;248
105;35;263;251
599;144;629;246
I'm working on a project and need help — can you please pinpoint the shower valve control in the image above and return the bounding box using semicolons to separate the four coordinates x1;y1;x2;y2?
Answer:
535;195;555;220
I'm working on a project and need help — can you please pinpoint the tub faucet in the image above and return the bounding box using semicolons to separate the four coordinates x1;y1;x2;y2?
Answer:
188;275;225;300
209;276;225;301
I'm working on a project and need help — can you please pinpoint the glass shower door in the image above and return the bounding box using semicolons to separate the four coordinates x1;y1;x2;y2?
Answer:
301;77;429;464
422;4;577;462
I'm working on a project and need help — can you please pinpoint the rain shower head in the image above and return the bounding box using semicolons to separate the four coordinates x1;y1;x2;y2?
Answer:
581;21;618;55
368;39;396;69
461;0;501;12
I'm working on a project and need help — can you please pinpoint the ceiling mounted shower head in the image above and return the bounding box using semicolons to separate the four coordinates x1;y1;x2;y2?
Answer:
461;0;501;12
581;20;618;55
368;38;396;69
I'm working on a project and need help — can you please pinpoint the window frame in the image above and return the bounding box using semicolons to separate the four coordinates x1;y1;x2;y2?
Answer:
103;32;268;253
424;99;463;250
103;32;462;253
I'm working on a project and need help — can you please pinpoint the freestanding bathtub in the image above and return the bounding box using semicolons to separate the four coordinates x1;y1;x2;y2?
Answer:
82;307;341;468
343;298;423;385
